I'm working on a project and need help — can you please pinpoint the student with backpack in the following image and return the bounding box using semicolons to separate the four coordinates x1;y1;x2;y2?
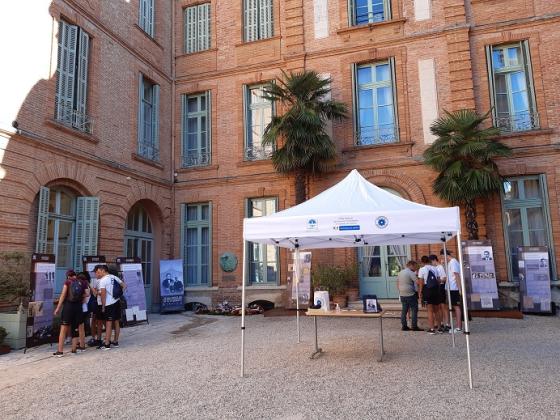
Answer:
93;265;126;350
107;267;126;347
53;270;85;357
418;256;441;335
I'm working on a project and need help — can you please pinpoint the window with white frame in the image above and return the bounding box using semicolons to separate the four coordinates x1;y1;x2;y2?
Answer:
244;0;273;42
487;42;538;133
244;84;274;160
354;60;398;145
501;176;555;282
55;20;92;133
246;198;278;284
184;3;211;53
349;0;391;25
182;92;210;167
139;0;155;37
137;74;160;161
182;203;211;286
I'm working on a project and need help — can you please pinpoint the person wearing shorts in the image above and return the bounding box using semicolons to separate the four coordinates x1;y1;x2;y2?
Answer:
441;249;463;333
418;256;441;334
53;270;84;357
94;264;121;350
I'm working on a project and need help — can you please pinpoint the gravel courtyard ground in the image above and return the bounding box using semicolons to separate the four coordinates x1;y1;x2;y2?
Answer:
0;313;558;419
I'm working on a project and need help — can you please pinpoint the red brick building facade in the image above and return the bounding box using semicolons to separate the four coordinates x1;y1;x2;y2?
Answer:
1;0;559;311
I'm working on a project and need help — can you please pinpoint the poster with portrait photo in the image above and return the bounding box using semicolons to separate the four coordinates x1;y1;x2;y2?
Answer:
363;295;380;313
159;259;184;312
461;240;500;310
518;246;552;313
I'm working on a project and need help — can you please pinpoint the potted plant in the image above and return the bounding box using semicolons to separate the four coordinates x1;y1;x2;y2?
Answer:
342;263;360;302
312;264;349;308
0;326;9;355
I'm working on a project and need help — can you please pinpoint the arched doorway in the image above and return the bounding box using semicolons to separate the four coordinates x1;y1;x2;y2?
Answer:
359;188;411;299
124;203;154;310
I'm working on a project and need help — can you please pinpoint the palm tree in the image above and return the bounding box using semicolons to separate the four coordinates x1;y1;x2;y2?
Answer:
423;109;512;240
261;70;348;204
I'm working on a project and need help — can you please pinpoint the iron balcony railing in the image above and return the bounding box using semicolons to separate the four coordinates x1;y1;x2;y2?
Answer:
244;144;274;161
495;111;540;133
55;102;94;134
182;151;211;168
355;125;398;146
137;143;160;162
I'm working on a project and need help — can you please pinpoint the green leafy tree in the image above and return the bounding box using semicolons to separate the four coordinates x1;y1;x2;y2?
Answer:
262;70;348;204
423;109;512;240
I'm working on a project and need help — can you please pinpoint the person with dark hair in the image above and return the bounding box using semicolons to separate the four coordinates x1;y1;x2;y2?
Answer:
76;272;91;352
53;270;85;357
430;254;450;332
418;256;441;334
440;249;463;333
107;266;126;347
397;260;422;331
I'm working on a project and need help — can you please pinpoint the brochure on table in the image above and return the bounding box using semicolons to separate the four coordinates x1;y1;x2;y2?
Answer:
461;240;500;310
518;246;552;313
26;254;56;349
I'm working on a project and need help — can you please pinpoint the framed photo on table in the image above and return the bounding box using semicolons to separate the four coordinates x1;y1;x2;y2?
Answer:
363;295;381;313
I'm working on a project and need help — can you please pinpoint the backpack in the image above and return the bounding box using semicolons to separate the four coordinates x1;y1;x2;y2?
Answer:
67;278;84;303
111;276;124;300
425;268;438;289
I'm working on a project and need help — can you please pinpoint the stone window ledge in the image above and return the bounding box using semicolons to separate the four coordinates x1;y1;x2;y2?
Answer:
336;18;407;36
176;164;219;173
45;119;99;143
236;285;287;291
132;153;164;169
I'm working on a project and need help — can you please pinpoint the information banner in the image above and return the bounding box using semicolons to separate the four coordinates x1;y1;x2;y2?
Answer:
26;254;56;348
289;251;311;307
159;259;184;312
82;256;106;281
461;240;500;310
518;246;552;313
116;257;147;321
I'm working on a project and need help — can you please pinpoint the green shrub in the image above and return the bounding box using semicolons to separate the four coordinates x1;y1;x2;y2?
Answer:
312;264;349;295
0;252;32;303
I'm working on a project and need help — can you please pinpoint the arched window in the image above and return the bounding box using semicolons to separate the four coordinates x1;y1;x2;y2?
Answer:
124;204;154;287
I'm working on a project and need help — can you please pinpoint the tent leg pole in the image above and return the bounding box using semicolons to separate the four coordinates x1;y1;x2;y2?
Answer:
241;242;247;378
457;233;473;389
295;248;301;343
443;241;455;348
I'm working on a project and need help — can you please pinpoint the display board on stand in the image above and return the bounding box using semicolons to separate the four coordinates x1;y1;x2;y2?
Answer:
159;259;184;312
82;256;106;281
461;240;500;310
116;257;149;324
289;251;311;308
26;254;56;351
518;246;552;313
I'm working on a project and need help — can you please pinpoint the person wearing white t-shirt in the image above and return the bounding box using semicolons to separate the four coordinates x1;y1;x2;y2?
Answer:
441;249;462;333
94;264;118;350
418;256;441;334
430;255;450;332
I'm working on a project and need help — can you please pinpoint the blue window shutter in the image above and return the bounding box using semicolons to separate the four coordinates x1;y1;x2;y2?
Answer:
35;187;50;254
55;21;78;124
147;0;154;37
245;0;258;42
180;203;187;282
199;3;211;51
185;6;197;53
138;73;145;154
206;91;211;163
74;197;99;271
75;29;90;131
485;45;497;126
152;84;160;159
259;0;273;39
389;57;399;141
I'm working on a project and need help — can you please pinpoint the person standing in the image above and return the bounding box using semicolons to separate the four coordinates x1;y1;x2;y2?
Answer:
418;256;441;334
76;272;91;352
53;270;85;357
94;264;118;350
441;249;463;333
430;254;450;332
107;266;126;347
397;260;422;331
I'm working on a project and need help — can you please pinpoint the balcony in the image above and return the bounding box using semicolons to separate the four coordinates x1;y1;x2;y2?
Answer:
244;144;274;161
496;111;540;134
355;125;398;146
55;103;93;134
137;143;160;162
182;151;211;168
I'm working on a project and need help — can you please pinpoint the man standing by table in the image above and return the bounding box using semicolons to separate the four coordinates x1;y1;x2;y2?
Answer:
397;260;422;331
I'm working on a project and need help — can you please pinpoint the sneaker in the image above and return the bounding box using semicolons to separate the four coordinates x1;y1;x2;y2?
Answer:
444;325;451;332
78;347;86;353
411;327;423;331
111;341;119;347
427;329;437;335
437;327;445;334
96;343;105;350
449;328;463;334
102;343;111;351
53;351;63;358
71;350;78;355
401;326;410;331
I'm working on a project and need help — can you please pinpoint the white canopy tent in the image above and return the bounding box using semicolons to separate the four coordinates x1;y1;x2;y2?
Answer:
241;169;474;388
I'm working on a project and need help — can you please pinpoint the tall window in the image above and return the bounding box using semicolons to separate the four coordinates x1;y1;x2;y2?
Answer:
55;21;92;133
182;203;211;286
184;4;211;53
139;0;155;37
487;42;538;133
350;0;391;25
354;60;397;145
502;176;554;281
246;198;278;284
182;92;210;167
124;204;153;286
138;74;160;161
244;0;273;42
244;84;274;160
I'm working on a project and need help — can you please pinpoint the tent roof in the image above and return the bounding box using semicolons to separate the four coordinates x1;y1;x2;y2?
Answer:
243;169;460;249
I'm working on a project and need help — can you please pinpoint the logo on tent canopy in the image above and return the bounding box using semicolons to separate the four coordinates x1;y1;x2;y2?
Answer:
307;218;318;231
375;216;389;229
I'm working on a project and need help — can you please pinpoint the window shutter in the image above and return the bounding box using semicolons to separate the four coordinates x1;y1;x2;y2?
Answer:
55;21;78;124
180;203;187;280
259;0;273;39
205;91;211;163
389;57;399;141
137;74;145;154
152;84;160;159
35;187;50;253
147;0;154;37
199;3;211;51
386;0;393;20
139;0;146;29
185;6;198;53
521;40;538;122
485;45;497;126
75;29;90;130
350;63;358;145
74;197;99;271
242;85;250;153
348;0;355;26
245;0;258;42
181;94;187;165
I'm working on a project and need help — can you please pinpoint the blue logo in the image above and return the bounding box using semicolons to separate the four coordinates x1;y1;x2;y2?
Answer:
307;218;318;231
375;216;388;229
